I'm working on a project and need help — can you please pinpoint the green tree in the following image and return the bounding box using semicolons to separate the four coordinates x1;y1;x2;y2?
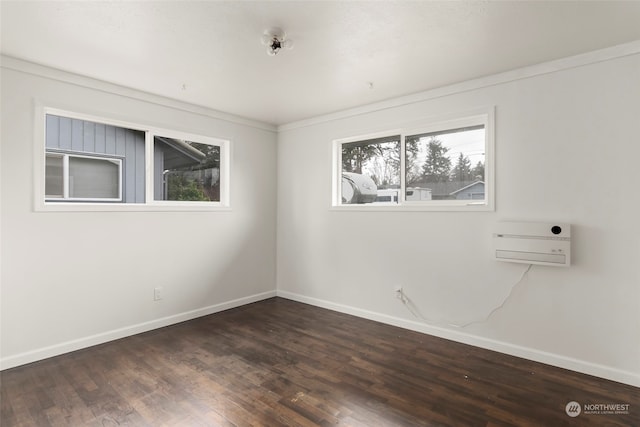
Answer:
421;138;451;182
342;140;400;188
192;142;220;170
373;141;400;187
472;161;485;181
405;137;421;185
451;153;472;182
167;174;209;201
342;143;378;174
171;141;220;201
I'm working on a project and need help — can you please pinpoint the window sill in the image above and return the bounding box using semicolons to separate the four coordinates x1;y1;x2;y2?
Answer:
35;202;231;213
330;202;494;212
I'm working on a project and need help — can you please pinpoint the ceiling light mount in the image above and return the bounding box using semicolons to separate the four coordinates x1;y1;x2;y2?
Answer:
261;27;293;56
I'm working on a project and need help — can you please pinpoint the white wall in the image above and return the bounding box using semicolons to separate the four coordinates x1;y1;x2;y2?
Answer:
277;49;640;386
2;47;639;387
0;59;278;368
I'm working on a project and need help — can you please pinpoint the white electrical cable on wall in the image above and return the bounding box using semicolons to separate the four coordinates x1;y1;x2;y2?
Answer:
396;264;533;328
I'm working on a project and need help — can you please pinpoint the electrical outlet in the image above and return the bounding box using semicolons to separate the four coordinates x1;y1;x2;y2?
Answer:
154;287;163;301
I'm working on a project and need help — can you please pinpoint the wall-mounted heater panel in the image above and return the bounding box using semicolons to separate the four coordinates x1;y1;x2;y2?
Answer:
493;222;571;267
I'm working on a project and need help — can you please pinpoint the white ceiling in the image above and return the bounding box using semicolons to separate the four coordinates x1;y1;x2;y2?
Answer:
2;1;640;126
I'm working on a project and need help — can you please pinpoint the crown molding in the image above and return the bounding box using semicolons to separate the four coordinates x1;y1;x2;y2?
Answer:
3;39;639;135
0;55;277;133
278;40;640;132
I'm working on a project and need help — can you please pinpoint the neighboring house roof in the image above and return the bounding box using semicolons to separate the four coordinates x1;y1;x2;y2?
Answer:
450;181;485;196
410;180;484;197
156;137;206;169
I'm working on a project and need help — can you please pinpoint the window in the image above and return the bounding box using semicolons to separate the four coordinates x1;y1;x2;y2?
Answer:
37;108;230;211
341;135;400;204
333;110;493;211
45;153;122;201
153;137;220;202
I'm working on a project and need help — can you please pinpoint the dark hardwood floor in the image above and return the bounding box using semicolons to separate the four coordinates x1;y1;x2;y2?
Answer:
1;297;638;426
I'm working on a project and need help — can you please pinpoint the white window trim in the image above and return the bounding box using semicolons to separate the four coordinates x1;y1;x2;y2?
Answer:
331;108;495;212
45;151;123;202
34;104;231;212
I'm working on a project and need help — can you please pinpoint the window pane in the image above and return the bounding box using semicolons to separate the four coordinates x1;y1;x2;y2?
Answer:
154;137;220;202
341;136;400;204
45;114;145;203
68;157;120;199
406;126;485;201
45;154;64;198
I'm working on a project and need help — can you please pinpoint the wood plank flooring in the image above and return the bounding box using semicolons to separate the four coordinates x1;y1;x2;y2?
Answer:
1;297;638;426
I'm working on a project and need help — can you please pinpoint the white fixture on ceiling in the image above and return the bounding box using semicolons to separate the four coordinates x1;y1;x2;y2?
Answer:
261;27;294;56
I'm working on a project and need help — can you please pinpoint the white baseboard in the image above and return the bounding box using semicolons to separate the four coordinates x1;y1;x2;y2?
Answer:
277;290;640;388
0;290;276;371
5;289;638;388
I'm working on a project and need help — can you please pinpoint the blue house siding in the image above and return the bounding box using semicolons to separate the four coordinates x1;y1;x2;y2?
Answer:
46;114;145;203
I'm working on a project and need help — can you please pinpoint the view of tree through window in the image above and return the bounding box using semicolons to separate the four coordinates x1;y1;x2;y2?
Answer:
42;111;229;209
406;125;485;201
338;123;486;205
154;137;220;202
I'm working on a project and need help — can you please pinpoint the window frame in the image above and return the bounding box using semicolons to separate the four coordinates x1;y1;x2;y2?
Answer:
331;108;494;211
35;105;231;212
